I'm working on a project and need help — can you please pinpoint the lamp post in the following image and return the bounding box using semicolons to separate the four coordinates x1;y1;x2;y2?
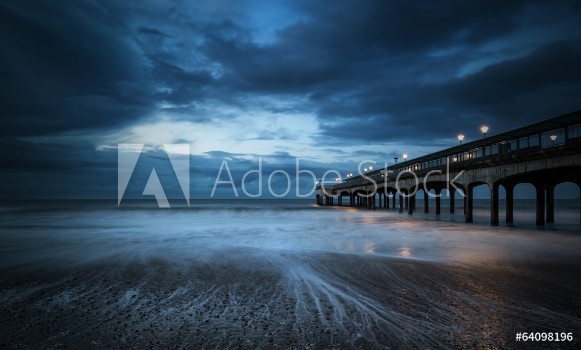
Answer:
550;134;557;147
394;157;398;164
403;154;408;162
480;125;489;157
457;134;464;145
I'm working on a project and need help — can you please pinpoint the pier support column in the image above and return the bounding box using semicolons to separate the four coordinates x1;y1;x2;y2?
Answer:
424;191;429;213
491;183;499;226
382;192;385;208
408;193;415;215
449;188;455;214
372;194;376;209
399;193;404;213
546;184;555;224
377;193;382;208
404;195;409;209
392;192;396;209
381;193;385;208
535;183;545;226
435;188;441;215
465;185;473;223
578;181;581;226
383;191;389;208
505;183;514;224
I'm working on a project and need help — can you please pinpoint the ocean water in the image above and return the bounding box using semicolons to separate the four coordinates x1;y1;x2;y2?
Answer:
1;199;581;348
1;199;580;269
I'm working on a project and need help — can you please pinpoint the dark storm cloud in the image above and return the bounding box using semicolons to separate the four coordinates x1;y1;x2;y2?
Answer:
0;0;157;137
3;0;579;139
317;40;581;143
137;26;169;37
201;21;346;93
179;0;581;144
2;0;581;198
201;0;578;88
150;60;215;106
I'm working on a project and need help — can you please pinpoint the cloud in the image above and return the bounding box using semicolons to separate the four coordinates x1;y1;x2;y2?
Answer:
0;0;157;137
1;0;580;198
316;40;581;144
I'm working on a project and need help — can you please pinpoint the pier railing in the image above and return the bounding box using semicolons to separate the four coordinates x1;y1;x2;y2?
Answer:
322;110;581;190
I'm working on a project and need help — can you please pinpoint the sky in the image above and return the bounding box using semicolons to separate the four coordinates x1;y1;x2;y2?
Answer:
1;0;581;200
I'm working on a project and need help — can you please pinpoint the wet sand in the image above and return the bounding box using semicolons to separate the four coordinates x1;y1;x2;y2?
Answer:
1;249;581;349
2;201;581;348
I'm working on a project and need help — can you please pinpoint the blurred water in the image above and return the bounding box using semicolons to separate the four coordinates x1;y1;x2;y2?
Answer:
1;199;580;269
1;200;581;348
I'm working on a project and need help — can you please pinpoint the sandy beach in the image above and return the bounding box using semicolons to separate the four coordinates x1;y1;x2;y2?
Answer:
1;249;581;349
1;201;581;349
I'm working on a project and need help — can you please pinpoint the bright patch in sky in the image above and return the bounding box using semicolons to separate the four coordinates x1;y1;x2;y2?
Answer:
108;111;322;158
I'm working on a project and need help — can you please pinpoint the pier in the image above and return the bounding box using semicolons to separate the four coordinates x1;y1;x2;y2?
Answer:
317;110;581;226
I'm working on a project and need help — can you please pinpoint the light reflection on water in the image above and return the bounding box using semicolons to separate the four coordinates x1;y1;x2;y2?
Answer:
0;199;580;268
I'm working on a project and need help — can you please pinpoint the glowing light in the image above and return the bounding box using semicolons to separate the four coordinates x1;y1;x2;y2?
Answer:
480;125;489;134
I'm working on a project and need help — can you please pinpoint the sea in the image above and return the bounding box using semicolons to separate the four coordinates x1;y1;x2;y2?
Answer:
1;199;580;269
1;199;580;348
